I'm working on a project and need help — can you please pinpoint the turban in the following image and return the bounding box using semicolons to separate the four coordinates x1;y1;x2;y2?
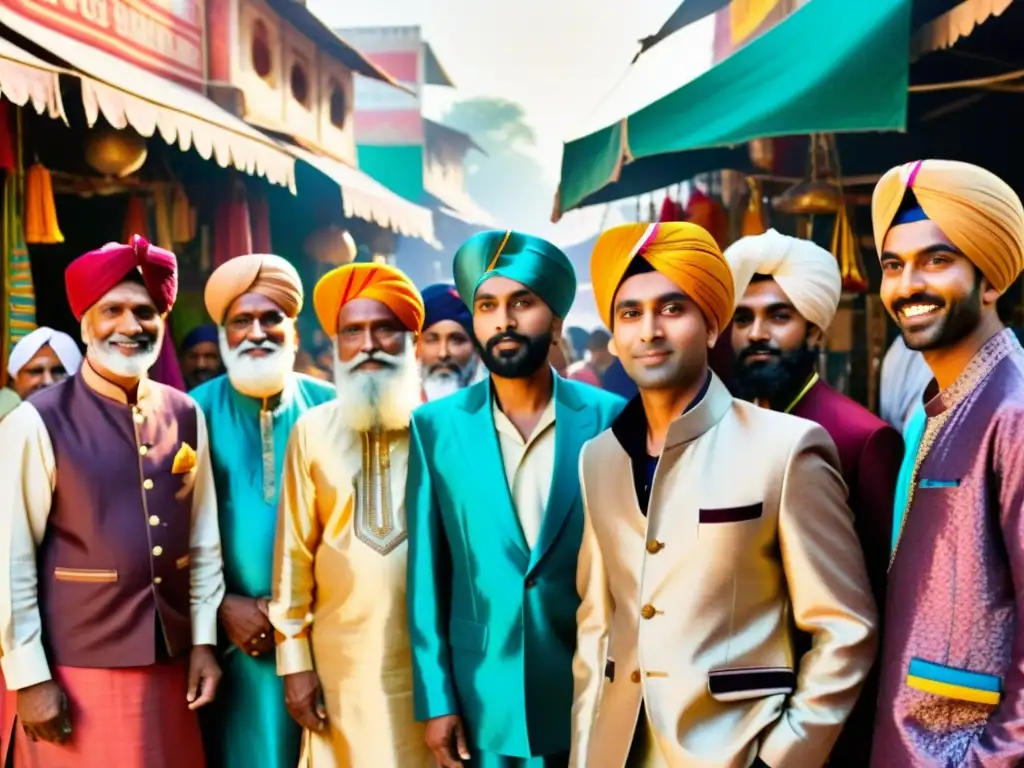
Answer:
453;230;576;318
872;159;1024;293
590;222;734;331
181;324;219;352
65;235;177;321
313;263;424;336
7;326;82;378
422;283;473;334
204;254;303;324
724;229;842;331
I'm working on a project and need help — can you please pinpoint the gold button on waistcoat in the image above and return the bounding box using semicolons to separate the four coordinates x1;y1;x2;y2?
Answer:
143;479;154;490
149;515;160;526
152;546;163;556
139;445;148;456
646;540;664;554
630;670;642;683
133;412;145;425
153;577;162;585
640;604;657;620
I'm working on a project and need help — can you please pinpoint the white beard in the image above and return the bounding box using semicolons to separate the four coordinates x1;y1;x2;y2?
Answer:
333;341;421;432
82;322;163;379
219;327;297;399
422;373;463;402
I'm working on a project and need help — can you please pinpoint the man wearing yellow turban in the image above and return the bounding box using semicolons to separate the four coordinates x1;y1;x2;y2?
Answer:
407;230;624;767
572;222;876;768
870;160;1024;767
192;253;334;768
268;263;433;767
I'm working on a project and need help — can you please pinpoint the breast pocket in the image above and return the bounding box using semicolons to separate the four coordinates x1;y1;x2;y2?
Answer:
699;503;764;525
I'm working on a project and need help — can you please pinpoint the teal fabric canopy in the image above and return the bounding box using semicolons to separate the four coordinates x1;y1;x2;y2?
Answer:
554;0;912;218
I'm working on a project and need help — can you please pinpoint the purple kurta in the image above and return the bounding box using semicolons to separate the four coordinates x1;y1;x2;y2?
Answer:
872;329;1024;767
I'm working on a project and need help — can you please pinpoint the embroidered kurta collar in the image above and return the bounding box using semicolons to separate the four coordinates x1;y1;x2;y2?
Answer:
923;328;1021;418
81;359;151;406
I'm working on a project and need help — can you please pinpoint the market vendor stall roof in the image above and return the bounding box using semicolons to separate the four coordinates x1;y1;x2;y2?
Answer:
553;0;911;219
284;143;438;246
0;9;297;192
0;36;64;121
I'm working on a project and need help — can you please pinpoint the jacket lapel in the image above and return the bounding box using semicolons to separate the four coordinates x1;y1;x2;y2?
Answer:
529;378;594;572
454;381;531;564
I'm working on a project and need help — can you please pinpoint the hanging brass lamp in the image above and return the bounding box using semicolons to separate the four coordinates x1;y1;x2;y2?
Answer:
772;134;843;215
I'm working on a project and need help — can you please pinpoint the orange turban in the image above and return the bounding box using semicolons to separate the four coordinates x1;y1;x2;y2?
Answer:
590;222;734;331
872;159;1024;293
205;254;303;324
313;263;424;336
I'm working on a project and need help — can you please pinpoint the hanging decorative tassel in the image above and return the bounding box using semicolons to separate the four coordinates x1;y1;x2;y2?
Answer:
153;186;173;252
24;163;64;244
171;184;195;244
122;194;150;243
740;177;767;237
832;205;868;293
249;187;272;254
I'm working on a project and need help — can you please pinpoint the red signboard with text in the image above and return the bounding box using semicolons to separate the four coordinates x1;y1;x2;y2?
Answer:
4;0;204;84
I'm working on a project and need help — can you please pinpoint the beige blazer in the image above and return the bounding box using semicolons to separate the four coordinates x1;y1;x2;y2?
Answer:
570;375;877;768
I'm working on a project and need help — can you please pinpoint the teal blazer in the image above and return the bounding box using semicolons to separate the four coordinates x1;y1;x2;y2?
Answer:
406;375;624;758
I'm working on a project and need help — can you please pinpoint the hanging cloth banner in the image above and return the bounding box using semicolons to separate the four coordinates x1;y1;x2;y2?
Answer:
4;107;38;375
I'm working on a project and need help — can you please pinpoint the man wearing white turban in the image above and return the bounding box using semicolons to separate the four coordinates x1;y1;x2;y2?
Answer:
725;228;903;768
1;327;83;420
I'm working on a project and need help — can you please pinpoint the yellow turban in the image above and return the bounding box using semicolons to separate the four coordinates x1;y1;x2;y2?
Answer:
872;159;1024;293
590;222;735;332
205;254;303;324
313;263;425;337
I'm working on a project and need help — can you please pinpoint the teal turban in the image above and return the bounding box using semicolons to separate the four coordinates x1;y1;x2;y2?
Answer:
453;229;577;318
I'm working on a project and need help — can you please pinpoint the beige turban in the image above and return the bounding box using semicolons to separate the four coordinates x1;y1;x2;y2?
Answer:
724;228;842;331
872;159;1024;293
204;254;303;324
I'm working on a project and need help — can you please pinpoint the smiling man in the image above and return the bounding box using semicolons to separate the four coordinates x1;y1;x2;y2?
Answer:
0;236;225;768
418;282;483;402
406;230;623;768
571;222;876;768
1;327;82;420
269;263;431;766
190;254;333;768
870;160;1024;767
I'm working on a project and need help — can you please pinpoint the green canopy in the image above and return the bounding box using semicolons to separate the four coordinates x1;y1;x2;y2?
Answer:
554;0;912;219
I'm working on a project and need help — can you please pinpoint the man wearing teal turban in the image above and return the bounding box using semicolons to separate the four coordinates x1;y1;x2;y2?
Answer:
406;230;624;767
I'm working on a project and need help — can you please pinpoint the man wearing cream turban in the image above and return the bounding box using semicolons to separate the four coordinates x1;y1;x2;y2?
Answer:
407;230;623;767
571;222;876;768
870;160;1024;768
269;263;433;767
0;327;82;420
726;229;902;768
192;254;334;768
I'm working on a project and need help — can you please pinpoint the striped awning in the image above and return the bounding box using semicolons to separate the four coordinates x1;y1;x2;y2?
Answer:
0;9;296;191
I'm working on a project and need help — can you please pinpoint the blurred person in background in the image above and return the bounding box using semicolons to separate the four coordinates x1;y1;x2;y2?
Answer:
1;327;82;420
179;324;223;391
567;329;615;387
418;283;483;402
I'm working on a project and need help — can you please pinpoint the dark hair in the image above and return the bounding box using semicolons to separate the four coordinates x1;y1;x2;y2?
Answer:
587;329;611;351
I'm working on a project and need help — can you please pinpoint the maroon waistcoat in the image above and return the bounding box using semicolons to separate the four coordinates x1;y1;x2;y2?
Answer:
31;370;198;668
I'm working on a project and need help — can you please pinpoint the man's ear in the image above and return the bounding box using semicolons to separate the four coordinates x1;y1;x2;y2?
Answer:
806;324;825;350
607;336;619;358
705;318;721;350
551;315;564;344
981;276;1002;307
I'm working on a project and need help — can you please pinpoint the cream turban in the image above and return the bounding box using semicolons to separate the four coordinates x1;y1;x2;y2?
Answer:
7;327;82;378
590;222;734;332
204;254;303;324
872;159;1024;293
724;228;842;331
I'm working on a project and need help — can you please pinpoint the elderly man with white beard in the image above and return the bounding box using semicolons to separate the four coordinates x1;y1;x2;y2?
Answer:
418;283;484;402
0;235;225;768
189;253;334;768
268;262;433;767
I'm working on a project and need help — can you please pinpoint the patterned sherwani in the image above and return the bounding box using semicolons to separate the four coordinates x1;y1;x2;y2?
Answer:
571;373;877;768
269;400;433;767
873;329;1024;767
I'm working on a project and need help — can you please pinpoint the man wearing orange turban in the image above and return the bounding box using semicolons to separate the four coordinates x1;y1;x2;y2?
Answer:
0;236;225;768
871;160;1024;768
571;222;876;768
192;253;333;768
268;262;433;767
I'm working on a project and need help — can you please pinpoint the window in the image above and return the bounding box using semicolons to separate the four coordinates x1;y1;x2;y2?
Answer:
329;81;347;128
290;61;310;106
251;20;272;79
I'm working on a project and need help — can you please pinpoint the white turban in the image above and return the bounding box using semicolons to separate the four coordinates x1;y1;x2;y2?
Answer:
724;228;842;331
7;327;83;378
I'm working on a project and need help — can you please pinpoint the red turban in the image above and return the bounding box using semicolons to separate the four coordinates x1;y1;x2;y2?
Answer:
65;235;178;321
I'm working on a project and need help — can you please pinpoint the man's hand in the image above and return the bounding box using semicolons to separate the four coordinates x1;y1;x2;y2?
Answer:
218;594;274;656
284;671;327;733
186;645;222;710
17;680;71;745
425;714;470;768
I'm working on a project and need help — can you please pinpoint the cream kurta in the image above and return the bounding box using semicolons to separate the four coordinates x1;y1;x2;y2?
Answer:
493;397;556;548
269;400;431;768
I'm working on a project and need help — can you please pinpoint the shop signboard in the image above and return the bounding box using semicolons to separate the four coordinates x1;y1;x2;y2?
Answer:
2;0;205;85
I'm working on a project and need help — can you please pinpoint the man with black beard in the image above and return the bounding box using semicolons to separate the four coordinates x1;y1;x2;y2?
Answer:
724;229;902;768
406;230;624;768
417;283;483;402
